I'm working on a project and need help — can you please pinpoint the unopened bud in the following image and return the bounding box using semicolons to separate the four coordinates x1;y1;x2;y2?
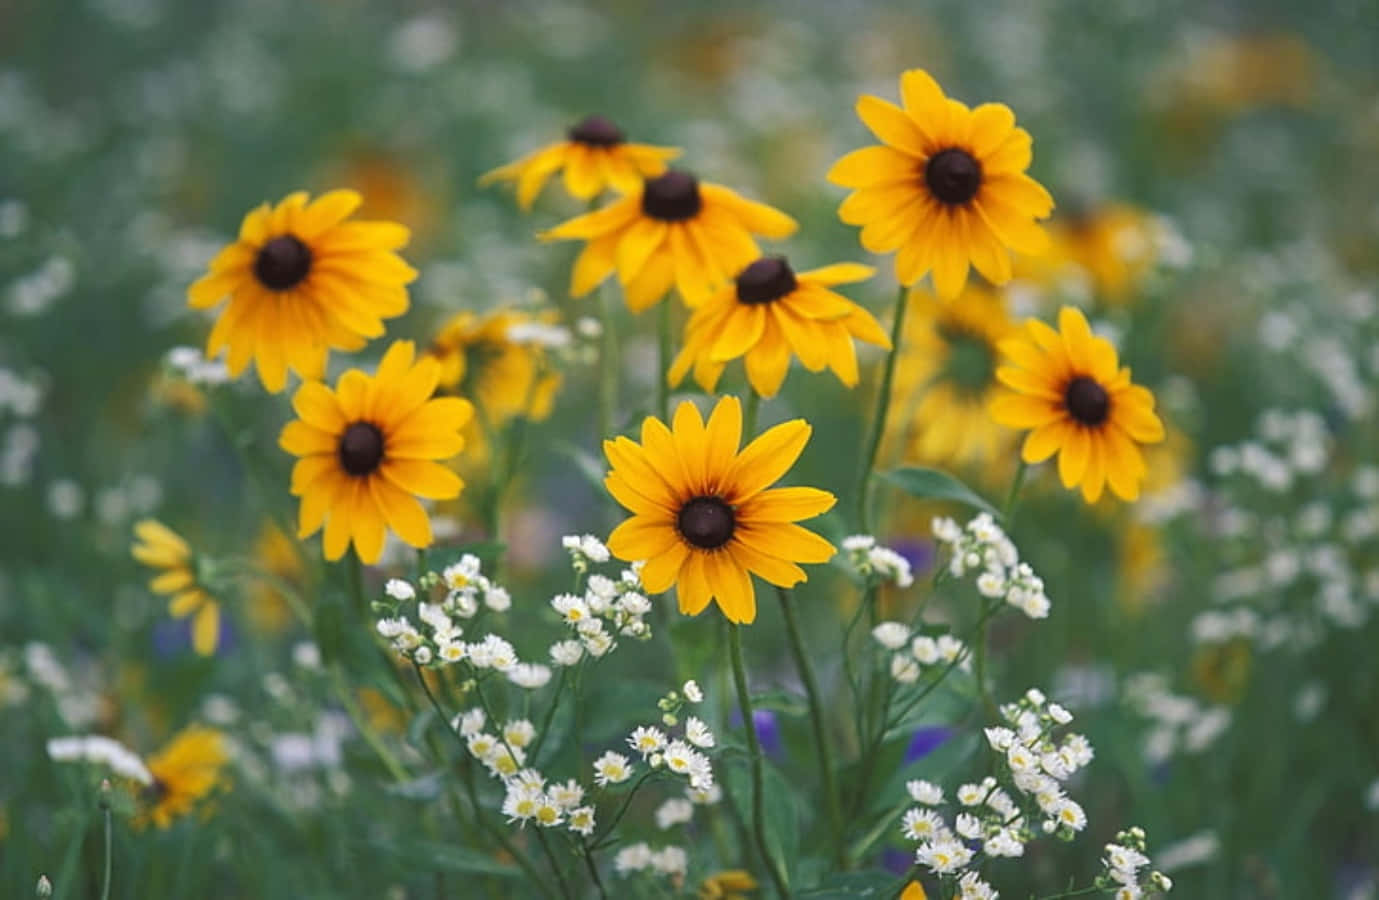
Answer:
36;875;53;897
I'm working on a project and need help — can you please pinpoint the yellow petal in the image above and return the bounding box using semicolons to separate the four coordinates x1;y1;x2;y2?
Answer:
191;602;220;656
724;417;810;501
737;486;836;523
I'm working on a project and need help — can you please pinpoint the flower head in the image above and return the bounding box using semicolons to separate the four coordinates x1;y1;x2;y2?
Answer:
131;520;220;655
604;396;836;624
279;340;472;563
188;190;414;392
668;256;889;397
140;726;229;829
480;116;680;209
541;170;797;310
828;69;1053;298
428;309;562;426
989;307;1165;502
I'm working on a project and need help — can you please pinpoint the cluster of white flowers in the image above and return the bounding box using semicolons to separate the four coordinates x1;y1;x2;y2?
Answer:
1099;827;1174;898
623;686;715;792
842;535;914;587
548;561;652;664
1124;674;1232;764
871;621;969;685
613;842;688;878
46;734;153;785
374;557;549;689
1209;409;1329;492
933;513;1051;619
165;345;230;386
903;689;1120;894
562;533;612;572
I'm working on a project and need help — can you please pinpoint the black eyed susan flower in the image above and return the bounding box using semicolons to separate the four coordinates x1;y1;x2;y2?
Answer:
278;340;472;564
604;396;836;624
131;519;220;656
1016;203;1171;304
540;170;798;310
428;309;562;426
989;307;1165;503
889;285;1020;468
480;115;681;209
140;726;229;829
187;190;415;393
827;69;1054;299
668;256;890;398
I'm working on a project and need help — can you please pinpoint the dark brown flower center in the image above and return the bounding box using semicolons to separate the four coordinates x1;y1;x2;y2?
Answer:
938;325;996;395
641;170;702;222
677;495;735;550
924;148;983;206
253;235;313;291
568;115;625;147
1064;376;1110;426
735;257;797;305
339;422;385;476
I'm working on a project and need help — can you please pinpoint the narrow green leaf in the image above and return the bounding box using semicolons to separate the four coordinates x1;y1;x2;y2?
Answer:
878;466;1000;518
364;837;521;878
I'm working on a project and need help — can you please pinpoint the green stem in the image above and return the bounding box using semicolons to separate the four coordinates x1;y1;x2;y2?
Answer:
527;667;568;761
1002;459;1029;528
579;838;609;900
332;664;410;783
729;625;791;898
776;589;843;867
657;300;672;421
590;771;657;849
743;389;761;438
599;284;620;440
99;787;112;900
853;285;909;533
346;550;366;617
533;828;574;900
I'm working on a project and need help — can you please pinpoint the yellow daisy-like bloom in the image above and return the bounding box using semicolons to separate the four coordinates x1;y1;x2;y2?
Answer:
429;309;562;425
541;170;797;310
989;307;1166;503
140;726;229;829
187;190;416;393
131;520;220;656
668;256;891;398
1016;203;1166;304
279;340;472;564
245;522;303;635
480;115;681;209
889;285;1019;468
604;396;836;625
827;68;1054;299
698;869;759;900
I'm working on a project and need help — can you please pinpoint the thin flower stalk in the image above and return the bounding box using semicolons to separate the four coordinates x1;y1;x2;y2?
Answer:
728;624;790;898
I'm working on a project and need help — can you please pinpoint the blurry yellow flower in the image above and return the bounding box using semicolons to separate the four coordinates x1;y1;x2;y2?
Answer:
1116;521;1170;617
900;881;928;900
1017;204;1166;304
429;309;562;425
1192;638;1253;705
604;396;836;624
481;115;680;209
357;687;408;735
336;152;440;245
541;170;797;310
990;307;1165;503
1168;32;1316;114
669;257;889;397
149;373;208;417
699;869;758;899
279;340;472;563
245;522;303;635
131;520;220;656
889;284;1019;468
187;190;415;393
828;69;1053;298
140;726;229;829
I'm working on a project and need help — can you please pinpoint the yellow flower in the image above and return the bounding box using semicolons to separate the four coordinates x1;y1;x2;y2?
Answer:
541;170;797;310
899;882;929;900
245;522;303;635
429;309;562;425
279;340;472;563
990;307;1165;503
889;285;1020;468
1192;637;1252;705
668;256;890;398
131;520;220;656
480;115;681;209
604;396;836;624
827;68;1053;298
1017;204;1166;304
699;869;759;899
187;190;416;393
140;726;229;829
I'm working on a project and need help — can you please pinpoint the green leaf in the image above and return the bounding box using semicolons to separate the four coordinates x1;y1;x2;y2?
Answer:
751;689;809;717
364;837;521;878
724;757;800;886
878;466;1000;518
796;870;900;898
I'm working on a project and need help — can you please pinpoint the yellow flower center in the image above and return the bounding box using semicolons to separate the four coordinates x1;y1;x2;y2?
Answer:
642;170;702;222
254;235;313;291
924;148;983;206
568;114;625;147
677;495;735;549
735;257;797;305
338;422;385;476
1064;376;1110;426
